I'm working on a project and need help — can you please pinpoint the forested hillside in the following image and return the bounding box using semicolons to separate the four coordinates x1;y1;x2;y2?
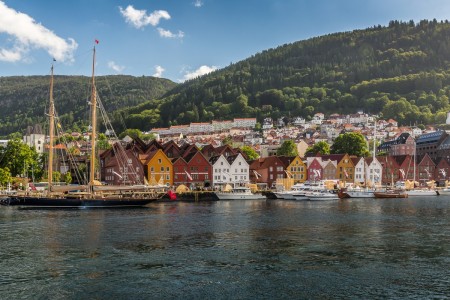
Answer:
3;20;450;136
0;75;176;136
114;19;450;131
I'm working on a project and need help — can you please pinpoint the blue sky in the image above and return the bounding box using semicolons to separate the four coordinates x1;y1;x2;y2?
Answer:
1;0;450;82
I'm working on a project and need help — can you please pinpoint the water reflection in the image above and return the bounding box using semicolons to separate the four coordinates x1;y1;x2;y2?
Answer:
1;198;450;298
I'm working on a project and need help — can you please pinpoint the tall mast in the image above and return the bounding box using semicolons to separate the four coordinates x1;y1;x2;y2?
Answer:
89;46;97;189
48;64;55;191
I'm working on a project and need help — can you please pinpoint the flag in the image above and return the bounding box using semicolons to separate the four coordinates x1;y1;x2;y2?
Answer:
185;170;193;181
95;39;99;44
425;169;430;178
253;170;261;179
399;169;405;179
112;170;123;179
284;170;292;178
440;168;447;177
344;169;349;178
313;169;320;178
29;182;37;191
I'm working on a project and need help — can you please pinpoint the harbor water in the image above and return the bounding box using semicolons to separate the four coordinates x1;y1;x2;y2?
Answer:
1;197;450;299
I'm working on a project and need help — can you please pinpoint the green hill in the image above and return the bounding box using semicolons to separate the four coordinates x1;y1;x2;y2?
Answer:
115;19;450;131
0;75;176;136
3;20;450;137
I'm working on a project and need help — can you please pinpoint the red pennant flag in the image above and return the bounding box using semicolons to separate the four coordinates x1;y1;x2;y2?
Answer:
95;39;99;44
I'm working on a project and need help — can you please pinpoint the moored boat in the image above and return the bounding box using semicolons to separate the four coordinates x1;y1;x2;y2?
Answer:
0;45;161;208
373;190;408;198
215;186;266;200
405;189;438;196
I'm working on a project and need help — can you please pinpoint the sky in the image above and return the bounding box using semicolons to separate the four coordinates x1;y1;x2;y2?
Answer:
1;0;450;83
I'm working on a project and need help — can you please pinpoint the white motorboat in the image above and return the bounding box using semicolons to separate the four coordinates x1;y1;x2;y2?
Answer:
307;190;339;201
344;187;376;198
273;183;308;200
405;189;438;196
439;188;450;196
215;186;266;200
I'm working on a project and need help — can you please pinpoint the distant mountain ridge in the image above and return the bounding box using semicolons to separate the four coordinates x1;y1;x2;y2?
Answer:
0;75;177;136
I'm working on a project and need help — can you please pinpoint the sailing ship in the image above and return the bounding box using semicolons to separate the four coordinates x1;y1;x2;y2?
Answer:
1;45;162;208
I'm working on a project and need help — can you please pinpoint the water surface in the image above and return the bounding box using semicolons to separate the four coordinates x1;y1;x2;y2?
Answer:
1;198;450;299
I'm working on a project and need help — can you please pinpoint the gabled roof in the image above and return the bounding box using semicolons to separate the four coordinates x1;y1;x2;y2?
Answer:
209;155;223;165
416;131;446;145
277;156;297;168
250;156;283;169
162;140;180;151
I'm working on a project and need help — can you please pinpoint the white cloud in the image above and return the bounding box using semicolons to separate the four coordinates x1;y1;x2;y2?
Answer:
193;0;204;7
153;65;165;77
119;5;170;29
0;1;77;63
108;61;125;73
157;28;184;39
182;65;218;82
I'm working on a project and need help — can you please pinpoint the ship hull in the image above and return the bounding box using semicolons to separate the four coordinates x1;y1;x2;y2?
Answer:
1;196;155;208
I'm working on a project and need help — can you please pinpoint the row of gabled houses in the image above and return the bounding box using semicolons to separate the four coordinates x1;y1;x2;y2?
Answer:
96;137;450;190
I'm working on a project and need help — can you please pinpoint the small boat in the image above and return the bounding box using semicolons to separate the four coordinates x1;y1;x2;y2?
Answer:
373;190;408;198
273;183;305;200
405;189;438;196
215;186;266;200
338;187;375;199
439;188;450;196
307;190;339;201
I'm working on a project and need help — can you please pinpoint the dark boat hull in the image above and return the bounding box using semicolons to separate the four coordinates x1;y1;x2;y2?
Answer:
0;196;155;208
373;192;408;198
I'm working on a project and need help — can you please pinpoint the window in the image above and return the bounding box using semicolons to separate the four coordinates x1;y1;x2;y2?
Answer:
166;167;169;171
150;167;154;172
161;167;164;171
158;159;162;164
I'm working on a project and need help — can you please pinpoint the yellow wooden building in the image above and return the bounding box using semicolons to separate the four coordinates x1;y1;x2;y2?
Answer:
286;156;307;183
141;149;173;186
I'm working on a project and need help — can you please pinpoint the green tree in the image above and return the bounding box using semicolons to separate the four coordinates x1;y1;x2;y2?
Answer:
0;139;41;177
331;132;369;156
241;145;259;160
0;167;12;187
305;141;330;155
63;172;72;184
97;133;111;150
277;140;299;156
118;129;143;140
222;136;233;146
52;171;61;183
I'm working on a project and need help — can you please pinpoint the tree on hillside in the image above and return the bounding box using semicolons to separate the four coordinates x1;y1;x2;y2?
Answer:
277;140;299;156
241;145;259;160
305;141;330;155
331;132;369;157
118;129;142;140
